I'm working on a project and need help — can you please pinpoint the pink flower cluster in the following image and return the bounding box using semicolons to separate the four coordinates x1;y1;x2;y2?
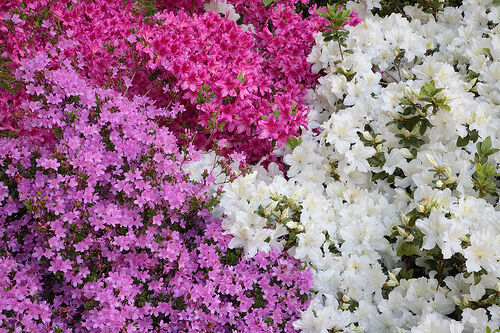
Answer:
0;0;341;163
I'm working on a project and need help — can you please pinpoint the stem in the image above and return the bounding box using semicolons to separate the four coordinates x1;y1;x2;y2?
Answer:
201;128;217;151
122;68;137;97
384;70;400;83
337;39;344;61
396;4;408;18
436;255;445;284
143;85;154;97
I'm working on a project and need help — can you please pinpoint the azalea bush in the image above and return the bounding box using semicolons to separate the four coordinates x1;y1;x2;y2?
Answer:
220;0;500;332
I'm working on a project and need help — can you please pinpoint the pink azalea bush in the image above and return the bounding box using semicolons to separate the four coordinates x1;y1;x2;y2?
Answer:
0;0;344;163
0;0;364;331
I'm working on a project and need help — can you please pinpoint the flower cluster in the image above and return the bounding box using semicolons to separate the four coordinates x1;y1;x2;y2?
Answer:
220;0;500;331
0;0;324;331
0;0;334;163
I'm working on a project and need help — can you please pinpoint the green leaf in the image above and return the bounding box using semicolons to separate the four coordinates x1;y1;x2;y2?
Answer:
480;136;492;155
287;136;302;150
473;271;482;285
494;0;500;6
489;148;500;155
315;10;330;19
457;135;469;147
419;122;428;136
470;129;479;142
475;162;485;178
372;171;388;182
273;108;279;119
400;97;412;105
482;48;494;60
237;71;246;84
405;116;420;131
148;70;160;81
397;242;418;257
400;268;413;280
262;0;274;7
401;106;416;116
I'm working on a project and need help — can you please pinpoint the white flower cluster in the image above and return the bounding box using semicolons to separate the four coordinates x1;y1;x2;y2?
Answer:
203;0;240;22
219;0;500;332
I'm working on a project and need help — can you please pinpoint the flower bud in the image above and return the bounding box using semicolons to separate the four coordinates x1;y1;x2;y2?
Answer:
264;201;279;216
397;226;408;238
459;234;470;245
400;148;414;159
362;131;373;142
425;153;439;169
401;213;410;226
269;189;279;201
290;190;300;202
444;166;452;179
401;69;412;80
280;207;289;220
416;204;425;213
452;296;462;306
386;279;397;287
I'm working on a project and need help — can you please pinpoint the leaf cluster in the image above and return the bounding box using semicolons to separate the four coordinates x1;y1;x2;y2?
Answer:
316;4;353;60
389;80;451;149
195;84;216;105
472;137;499;198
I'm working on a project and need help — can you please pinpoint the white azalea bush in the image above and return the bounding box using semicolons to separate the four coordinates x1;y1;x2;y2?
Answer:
218;0;500;332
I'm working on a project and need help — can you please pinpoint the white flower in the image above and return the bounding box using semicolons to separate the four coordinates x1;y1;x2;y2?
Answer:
226;211;273;256
294;228;326;263
411;313;463;333
323;111;364;154
203;0;240;21
416;210;450;251
294;295;353;333
343;142;376;174
293;299;329;333
441;221;468;259
461;308;489;333
463;230;500;272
